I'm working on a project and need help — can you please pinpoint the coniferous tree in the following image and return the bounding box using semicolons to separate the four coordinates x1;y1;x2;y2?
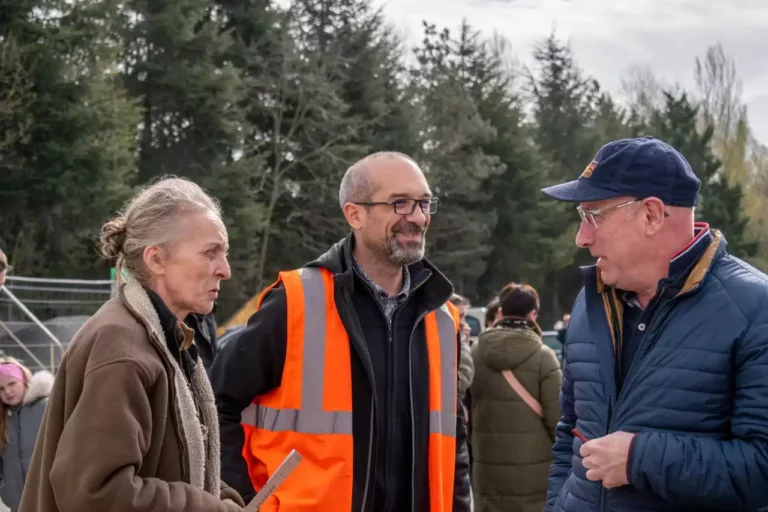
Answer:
646;93;756;256
0;0;138;277
530;33;608;325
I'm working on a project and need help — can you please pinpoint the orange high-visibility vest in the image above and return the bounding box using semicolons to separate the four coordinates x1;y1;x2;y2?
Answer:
240;266;460;511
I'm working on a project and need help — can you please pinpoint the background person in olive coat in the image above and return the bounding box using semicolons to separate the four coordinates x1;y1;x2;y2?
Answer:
470;283;562;512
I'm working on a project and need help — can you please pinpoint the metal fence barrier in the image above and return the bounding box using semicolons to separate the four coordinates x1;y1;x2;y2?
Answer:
0;276;113;373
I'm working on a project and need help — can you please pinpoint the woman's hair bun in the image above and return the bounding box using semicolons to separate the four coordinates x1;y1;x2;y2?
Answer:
99;216;128;260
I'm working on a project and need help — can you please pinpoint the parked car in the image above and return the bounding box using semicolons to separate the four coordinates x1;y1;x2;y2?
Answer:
541;330;563;361
465;307;486;344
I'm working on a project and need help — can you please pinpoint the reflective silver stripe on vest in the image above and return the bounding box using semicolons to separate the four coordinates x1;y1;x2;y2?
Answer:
431;305;458;437
242;267;352;434
242;268;458;438
241;404;353;434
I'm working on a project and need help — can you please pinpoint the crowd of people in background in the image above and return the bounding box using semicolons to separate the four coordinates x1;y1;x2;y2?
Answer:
0;135;767;512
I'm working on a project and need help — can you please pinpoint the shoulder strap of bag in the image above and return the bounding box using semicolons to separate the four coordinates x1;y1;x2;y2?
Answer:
502;369;543;418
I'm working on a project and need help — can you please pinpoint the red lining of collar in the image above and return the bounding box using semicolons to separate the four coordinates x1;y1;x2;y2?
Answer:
672;222;710;259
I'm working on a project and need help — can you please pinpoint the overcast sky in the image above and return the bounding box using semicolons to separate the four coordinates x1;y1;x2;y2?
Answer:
373;0;768;145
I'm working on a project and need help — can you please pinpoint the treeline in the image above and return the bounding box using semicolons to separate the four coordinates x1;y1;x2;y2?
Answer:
1;0;766;327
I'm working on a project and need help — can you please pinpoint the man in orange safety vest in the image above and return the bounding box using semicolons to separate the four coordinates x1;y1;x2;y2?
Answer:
212;152;472;512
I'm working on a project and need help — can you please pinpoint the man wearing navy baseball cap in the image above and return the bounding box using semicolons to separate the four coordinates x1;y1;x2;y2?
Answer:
542;136;768;512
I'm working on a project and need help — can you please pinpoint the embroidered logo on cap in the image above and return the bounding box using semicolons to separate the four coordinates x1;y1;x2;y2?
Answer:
581;160;598;178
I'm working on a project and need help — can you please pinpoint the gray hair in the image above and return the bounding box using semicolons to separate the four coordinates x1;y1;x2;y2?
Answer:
338;151;418;209
450;293;471;307
99;176;224;285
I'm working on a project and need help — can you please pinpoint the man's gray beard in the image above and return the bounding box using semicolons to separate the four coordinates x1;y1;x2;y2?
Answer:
386;235;425;266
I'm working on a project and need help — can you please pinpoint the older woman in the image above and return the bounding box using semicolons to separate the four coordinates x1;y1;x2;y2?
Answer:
19;177;243;512
0;357;53;512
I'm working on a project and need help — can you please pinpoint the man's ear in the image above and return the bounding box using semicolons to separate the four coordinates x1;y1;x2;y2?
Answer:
143;246;167;277
343;203;365;230
642;197;666;235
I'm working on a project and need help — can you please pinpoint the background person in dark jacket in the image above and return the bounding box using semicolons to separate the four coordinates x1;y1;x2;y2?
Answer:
212;151;471;512
541;136;768;511
184;312;218;374
0;358;53;512
471;283;561;512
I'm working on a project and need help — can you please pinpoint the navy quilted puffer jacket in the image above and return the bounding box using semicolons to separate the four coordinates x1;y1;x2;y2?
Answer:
546;231;768;512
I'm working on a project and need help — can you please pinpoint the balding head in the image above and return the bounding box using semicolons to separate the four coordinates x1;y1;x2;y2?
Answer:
339;152;420;210
341;152;433;269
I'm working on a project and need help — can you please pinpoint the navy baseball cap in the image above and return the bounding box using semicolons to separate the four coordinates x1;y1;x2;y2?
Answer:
541;136;701;206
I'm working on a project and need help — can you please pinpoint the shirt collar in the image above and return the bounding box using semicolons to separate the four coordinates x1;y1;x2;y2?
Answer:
351;256;411;300
145;287;197;352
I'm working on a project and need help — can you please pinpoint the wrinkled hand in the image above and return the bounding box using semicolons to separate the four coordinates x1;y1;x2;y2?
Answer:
580;431;635;489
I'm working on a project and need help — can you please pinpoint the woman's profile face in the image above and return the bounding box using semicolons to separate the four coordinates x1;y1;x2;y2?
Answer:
146;210;231;318
0;374;24;407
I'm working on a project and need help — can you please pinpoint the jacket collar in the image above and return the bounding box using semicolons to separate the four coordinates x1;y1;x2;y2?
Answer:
118;272;221;495
494;316;542;336
22;371;54;406
145;287;196;353
590;229;725;297
306;232;455;310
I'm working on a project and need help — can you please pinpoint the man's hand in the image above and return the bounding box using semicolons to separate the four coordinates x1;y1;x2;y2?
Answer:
580;431;635;489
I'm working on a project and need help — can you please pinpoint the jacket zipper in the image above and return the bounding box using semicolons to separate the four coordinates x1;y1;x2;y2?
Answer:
605;291;623;386
356;278;396;512
357;271;431;512
360;400;375;511
384;312;395;512
342;277;379;512
600;287;669;512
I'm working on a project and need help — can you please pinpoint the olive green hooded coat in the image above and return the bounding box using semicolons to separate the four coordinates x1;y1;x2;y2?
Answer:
470;319;562;512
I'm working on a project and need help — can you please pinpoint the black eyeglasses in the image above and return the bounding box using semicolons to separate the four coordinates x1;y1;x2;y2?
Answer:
354;198;439;215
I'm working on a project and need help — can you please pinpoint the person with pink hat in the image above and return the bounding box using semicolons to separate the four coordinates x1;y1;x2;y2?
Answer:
0;357;53;512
